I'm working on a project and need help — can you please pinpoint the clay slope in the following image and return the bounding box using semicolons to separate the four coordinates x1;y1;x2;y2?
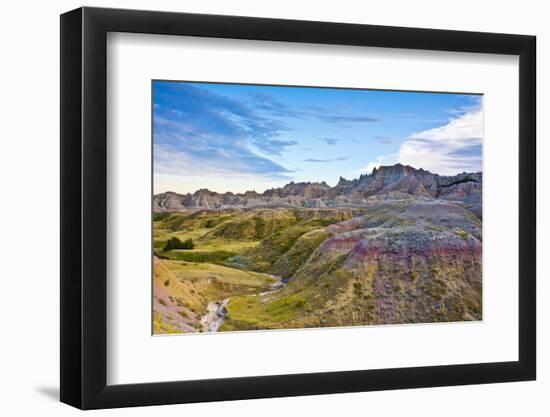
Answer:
222;198;482;330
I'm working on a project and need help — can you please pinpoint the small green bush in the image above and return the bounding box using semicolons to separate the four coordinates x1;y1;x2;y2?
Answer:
164;236;195;251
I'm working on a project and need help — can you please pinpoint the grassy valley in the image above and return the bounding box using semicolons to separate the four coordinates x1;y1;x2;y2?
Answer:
153;198;482;334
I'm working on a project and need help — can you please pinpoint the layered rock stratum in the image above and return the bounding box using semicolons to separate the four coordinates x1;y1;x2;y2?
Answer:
154;164;482;217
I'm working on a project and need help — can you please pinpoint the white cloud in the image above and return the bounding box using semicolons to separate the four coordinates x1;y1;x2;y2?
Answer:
397;107;483;175
361;106;483;176
356;154;398;175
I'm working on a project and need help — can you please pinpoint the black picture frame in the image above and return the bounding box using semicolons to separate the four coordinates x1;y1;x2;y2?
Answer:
60;6;536;410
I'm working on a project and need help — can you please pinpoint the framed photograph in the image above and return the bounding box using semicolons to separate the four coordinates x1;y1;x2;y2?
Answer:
60;7;536;409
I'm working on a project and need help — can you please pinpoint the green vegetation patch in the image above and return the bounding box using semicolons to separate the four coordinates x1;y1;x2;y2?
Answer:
239;224;323;273
205;209;299;241
153;212;172;222
270;228;329;278
223;293;307;330
164;236;195;251
162;261;276;288
160;249;236;264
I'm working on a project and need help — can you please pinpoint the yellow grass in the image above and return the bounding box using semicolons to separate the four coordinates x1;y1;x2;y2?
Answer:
162;260;276;287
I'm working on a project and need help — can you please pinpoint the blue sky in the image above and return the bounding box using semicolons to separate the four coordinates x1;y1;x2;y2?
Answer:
153;81;483;194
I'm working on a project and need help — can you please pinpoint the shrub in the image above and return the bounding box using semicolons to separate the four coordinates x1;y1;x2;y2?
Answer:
294;299;306;309
164;236;195;251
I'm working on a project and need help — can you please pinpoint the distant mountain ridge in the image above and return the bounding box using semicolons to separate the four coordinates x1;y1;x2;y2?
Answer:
154;164;482;216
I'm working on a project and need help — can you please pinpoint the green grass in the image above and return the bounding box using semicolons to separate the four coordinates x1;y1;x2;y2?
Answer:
239;224;323;272
161;260;276;288
154;221;261;266
270;228;329;278
222;293;308;330
153;212;172;222
159;249;237;264
155;210;241;233
205;210;298;241
153;228;211;247
153;206;482;332
153;258;278;330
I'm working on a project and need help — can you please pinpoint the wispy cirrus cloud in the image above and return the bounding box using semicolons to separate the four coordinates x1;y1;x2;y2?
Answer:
303;157;348;163
250;93;381;125
305;104;380;124
153;83;295;179
317;114;380;123
373;135;394;145
320;137;343;145
154;83;383;181
247;92;302;118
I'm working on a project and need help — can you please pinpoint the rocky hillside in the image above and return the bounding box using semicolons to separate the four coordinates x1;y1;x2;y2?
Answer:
153;198;482;332
221;198;482;330
152;163;483;333
154;164;482;217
